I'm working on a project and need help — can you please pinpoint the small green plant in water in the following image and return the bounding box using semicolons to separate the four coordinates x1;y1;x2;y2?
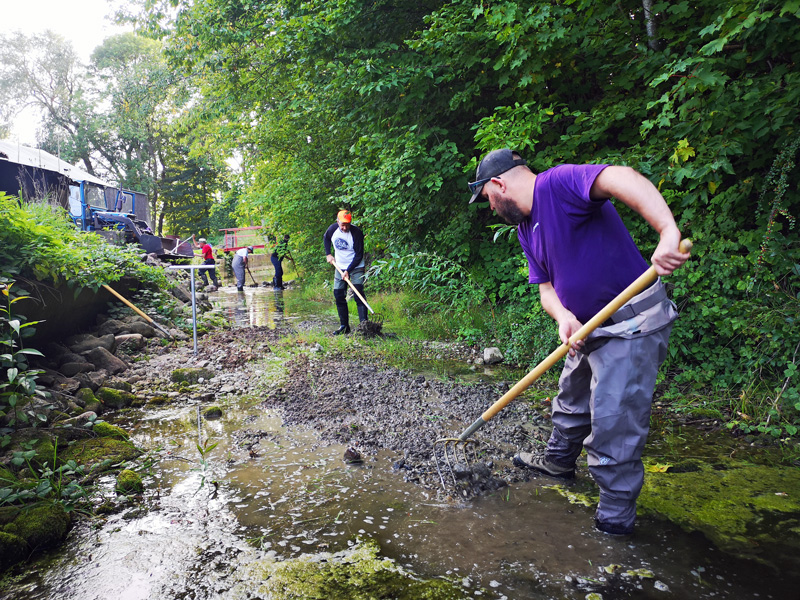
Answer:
194;438;219;491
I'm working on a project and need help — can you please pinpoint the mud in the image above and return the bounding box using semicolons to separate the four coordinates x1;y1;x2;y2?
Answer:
246;328;548;500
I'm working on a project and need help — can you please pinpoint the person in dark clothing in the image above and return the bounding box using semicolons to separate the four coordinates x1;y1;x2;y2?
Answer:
323;210;368;335
271;234;290;290
192;236;219;289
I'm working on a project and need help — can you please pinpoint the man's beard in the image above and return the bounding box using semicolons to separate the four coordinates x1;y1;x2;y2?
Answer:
494;196;526;225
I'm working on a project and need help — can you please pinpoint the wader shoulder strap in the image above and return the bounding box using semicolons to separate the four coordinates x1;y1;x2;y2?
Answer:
607;284;668;325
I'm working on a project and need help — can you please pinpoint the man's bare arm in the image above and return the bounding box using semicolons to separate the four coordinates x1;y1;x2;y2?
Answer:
539;282;583;356
590;166;689;276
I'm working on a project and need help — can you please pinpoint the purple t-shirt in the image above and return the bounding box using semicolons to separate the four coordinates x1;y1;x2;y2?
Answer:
517;164;649;323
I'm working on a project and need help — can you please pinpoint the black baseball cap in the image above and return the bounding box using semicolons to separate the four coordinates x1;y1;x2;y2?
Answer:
468;149;527;203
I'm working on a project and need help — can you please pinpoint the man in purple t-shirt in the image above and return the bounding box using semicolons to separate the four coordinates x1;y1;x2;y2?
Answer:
468;149;690;536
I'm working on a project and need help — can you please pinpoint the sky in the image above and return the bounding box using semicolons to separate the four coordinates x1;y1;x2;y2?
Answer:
5;0;133;144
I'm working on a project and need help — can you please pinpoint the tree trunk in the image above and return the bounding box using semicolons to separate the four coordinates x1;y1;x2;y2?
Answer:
643;0;661;51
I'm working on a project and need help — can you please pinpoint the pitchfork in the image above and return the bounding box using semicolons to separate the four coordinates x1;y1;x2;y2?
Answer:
433;240;692;489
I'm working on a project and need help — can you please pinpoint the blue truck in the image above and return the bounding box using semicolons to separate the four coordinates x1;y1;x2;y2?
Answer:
0;140;192;258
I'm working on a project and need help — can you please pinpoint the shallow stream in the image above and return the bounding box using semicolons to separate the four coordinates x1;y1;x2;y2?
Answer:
3;288;797;599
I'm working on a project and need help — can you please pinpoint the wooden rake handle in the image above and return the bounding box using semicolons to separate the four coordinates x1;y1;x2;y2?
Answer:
102;284;174;339
332;263;374;314
457;239;693;441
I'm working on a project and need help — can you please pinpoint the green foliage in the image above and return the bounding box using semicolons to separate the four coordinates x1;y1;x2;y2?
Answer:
0;279;48;431
0;193;168;291
129;0;800;436
0;439;92;510
194;438;219;491
368;252;492;313
494;302;561;372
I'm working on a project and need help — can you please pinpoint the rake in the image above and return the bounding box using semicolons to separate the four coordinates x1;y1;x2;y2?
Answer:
246;263;259;287
331;263;386;334
432;240;692;488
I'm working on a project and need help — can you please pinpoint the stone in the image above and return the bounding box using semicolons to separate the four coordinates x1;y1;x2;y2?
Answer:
95;387;136;409
55;377;81;395
104;377;133;392
67;334;116;354
170;283;192;303
74;370;107;392
96;319;126;336
483;347;504;365
74;387;96;407
60;411;98;428
43;342;70;360
115;333;146;351
84;347;128;375
115;469;144;494
59;362;95;378
171;367;215;384
202;405;223;419
93;421;130;440
125;321;157;338
56;352;88;367
36;370;58;387
171;329;189;341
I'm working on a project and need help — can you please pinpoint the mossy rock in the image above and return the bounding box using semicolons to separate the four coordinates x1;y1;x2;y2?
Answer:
75;387;97;405
104;378;133;392
59;437;141;470
50;411;72;424
640;458;800;572
232;538;465;599
202;406;223;419
147;396;170;406
115;469;144;494
84;400;104;415
5;431;57;474
0;531;27;569
95;387;137;409
92;421;130;441
2;502;70;552
171;368;214;384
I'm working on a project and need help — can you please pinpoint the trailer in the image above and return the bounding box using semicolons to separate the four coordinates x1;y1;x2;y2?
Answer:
0;140;192;258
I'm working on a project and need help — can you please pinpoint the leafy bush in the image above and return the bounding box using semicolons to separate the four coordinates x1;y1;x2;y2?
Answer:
0;279;48;431
494;302;561;372
0;193;168;291
368;251;493;313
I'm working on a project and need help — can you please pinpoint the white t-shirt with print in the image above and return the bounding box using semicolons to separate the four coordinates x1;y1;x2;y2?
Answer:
331;229;363;270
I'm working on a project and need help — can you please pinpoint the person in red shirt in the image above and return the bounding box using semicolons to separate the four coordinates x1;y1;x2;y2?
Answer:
192;236;219;289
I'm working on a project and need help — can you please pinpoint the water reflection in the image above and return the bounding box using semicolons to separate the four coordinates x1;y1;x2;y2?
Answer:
210;287;289;329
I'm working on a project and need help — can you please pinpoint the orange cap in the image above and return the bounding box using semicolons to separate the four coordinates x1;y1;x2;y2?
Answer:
337;210;352;223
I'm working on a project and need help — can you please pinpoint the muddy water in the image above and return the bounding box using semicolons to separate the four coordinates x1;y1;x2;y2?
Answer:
3;289;795;599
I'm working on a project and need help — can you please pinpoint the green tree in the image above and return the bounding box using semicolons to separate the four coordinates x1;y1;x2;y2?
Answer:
131;0;800;429
0;31;100;174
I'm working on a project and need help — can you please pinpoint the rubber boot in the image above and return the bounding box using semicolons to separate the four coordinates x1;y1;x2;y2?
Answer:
334;288;350;334
357;302;368;323
355;285;369;322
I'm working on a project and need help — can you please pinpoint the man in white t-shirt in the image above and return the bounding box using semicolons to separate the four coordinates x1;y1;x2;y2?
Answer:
323;210;368;334
231;246;252;291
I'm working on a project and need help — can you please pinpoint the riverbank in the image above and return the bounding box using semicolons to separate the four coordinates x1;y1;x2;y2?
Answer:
1;286;799;598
